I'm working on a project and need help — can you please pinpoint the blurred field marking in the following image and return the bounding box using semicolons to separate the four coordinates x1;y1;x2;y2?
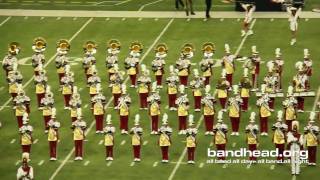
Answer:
38;160;45;166
138;17;142;21
168;116;204;180
56;1;66;4
99;140;103;145
78;87;83;92
153;161;158;167
209;142;213;146
10;139;16;144
39;0;50;3
115;0;131;6
33;139;39;144
246;161;252;169
292;175;296;180
234;19;257;56
170;161;187;165
143;141;148;145
270;164;275;170
199;162;204;168
0;21;94;113
0;86;4;91
222;164;228;168
232;142;236;147
40;17;45;20
93;1;122;6
15;160;21;166
122;17;126;21
70;1;81;3
49;18;173;180
120;140;126;145
138;0;163;11
165;105;168;109
107;161;112;166
0;16;11;26
84;160;90;166
23;0;34;3
312;86;320;110
24;16;28;19
84;104;89;108
73;17;77;20
56;17;61;20
130;162;135;166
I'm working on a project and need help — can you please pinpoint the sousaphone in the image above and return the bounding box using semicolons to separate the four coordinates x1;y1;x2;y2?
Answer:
8;42;21;55
181;43;194;56
130;41;143;53
154;43;168;55
32;37;47;52
202;42;215;54
83;40;97;54
56;39;70;52
108;39;121;50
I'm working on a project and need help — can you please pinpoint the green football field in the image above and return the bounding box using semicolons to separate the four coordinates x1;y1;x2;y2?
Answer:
0;16;319;180
0;0;319;11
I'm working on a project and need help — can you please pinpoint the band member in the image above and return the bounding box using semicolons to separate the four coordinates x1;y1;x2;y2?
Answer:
176;43;193;86
31;37;46;76
88;65;101;98
104;115;115;161
221;44;235;85
249;46;261;90
41;86;54;132
272;110;288;162
125;41;143;87
186;114;197;164
91;84;106;134
304;112;319;166
205;0;212;18
16;157;34;180
166;65;179;111
287;121;303;175
287;6;301;45
216;69;230;111
263;62;278;110
293;61;309;112
190;69;204;112
69;86;82;122
61;65;74;109
240;3;255;37
283;86;298;131
47;108;60;161
14;89;28;128
130;114;143;162
110;65;124;108
82;41;97;82
273;48;284;90
158;113;172;163
239;68;252;111
2;42;20;76
34;64;47;108
117;84;131;134
72;109;87;161
199;42;215;85
202;85;216;135
176;85;189;135
257;84;273;136
245;112;259;161
55;39;70;84
19;113;33;154
213;111;228;160
175;0;184;10
303;49;312;79
7;63;23;98
185;0;195;16
228;85;243;136
137;64;151;109
152;43;167;88
106;39;120;81
147;82;161;135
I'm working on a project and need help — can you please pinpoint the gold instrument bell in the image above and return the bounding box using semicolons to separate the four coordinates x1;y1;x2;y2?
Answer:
83;41;97;54
181;43;194;55
108;39;121;50
32;37;47;52
202;42;215;54
56;39;70;52
154;43;168;55
8;42;21;55
130;41;143;53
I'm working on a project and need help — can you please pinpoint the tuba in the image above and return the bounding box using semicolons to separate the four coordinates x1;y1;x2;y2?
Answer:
108;39;121;50
32;37;47;52
130;41;143;53
8;42;21;55
202;42;215;54
83;40;97;54
56;39;70;52
181;43;194;57
154;43;168;55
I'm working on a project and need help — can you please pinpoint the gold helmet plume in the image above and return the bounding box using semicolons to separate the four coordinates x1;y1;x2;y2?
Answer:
154;43;168;55
8;42;21;55
130;41;143;53
32;37;47;52
83;40;97;54
108;39;121;50
202;42;215;53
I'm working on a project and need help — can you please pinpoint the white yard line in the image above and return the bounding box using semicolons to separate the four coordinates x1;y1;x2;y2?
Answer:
115;0;131;6
138;0;163;11
98;140;103;145
49;19;173;180
84;160;90;166
312;87;320;111
168;116;204;180
0;16;11;26
38;160;45;166
120;140;126;145
10;139;16;144
143;141;148;146
235;19;256;56
107;161;112;166
33;139;39;144
153;161;158;167
199;162;204;168
130;162;135;166
0;18;93;112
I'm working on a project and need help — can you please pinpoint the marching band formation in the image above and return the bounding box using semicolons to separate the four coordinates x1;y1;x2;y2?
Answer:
1;38;319;179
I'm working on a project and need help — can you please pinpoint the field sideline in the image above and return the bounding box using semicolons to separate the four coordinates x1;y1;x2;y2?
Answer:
0;14;319;180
